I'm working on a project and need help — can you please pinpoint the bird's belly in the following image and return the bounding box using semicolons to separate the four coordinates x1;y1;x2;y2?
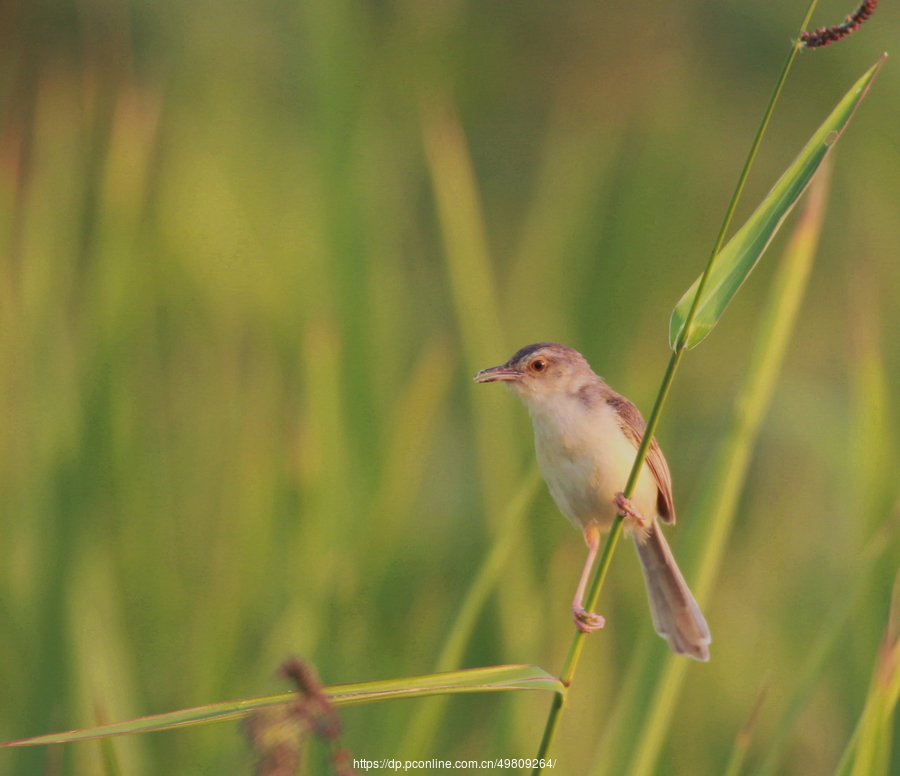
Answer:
537;453;614;529
532;408;657;532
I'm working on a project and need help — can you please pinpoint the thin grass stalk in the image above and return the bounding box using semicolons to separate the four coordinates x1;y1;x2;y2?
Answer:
752;519;897;776
847;272;896;535
399;469;543;757
625;158;832;776
850;589;900;776
98;735;124;776
503;107;620;337
531;5;818;767
721;682;769;776
672;0;817;351
833;569;900;776
586;636;654;776
833;726;863;776
722;740;750;776
430;469;543;674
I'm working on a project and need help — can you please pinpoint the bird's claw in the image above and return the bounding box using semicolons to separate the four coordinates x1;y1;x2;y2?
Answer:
573;606;606;633
614;492;648;527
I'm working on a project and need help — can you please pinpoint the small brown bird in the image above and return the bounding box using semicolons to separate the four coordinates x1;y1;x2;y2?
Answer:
475;343;710;661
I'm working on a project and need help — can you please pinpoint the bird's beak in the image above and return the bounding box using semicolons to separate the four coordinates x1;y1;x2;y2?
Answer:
474;365;522;383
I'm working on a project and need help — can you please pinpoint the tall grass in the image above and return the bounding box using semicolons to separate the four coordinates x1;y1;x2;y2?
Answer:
0;2;898;775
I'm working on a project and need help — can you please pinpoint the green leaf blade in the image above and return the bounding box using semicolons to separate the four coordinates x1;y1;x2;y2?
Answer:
0;665;563;748
670;54;885;351
329;664;564;705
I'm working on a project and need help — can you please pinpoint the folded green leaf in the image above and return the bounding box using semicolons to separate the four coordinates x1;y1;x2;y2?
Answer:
1;664;563;748
670;54;885;351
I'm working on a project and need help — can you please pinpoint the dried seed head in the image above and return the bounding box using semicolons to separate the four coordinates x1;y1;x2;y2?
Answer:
801;0;878;49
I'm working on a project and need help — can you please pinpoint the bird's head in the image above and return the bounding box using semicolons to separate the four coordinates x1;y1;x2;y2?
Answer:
474;343;596;407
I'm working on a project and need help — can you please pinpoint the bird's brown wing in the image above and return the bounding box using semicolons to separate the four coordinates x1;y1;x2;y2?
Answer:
606;393;676;524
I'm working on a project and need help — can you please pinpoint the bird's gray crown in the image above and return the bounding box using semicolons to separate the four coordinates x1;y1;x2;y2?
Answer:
507;342;586;368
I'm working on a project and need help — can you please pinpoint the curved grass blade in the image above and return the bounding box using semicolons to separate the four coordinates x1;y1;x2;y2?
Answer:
669;55;885;351
833;569;900;776
1;665;563;748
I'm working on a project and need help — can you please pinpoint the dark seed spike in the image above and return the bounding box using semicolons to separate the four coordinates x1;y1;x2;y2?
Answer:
801;0;878;49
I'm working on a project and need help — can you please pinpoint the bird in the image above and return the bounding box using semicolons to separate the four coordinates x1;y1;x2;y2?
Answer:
475;343;710;661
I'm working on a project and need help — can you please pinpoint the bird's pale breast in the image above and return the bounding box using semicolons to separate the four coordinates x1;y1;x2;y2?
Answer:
530;394;658;532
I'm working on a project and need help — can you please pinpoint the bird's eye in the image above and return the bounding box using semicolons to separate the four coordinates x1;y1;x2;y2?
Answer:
531;359;546;372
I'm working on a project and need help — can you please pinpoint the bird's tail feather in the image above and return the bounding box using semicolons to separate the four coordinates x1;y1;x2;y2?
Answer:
634;523;711;661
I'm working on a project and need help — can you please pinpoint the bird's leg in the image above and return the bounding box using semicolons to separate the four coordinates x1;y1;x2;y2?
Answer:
614;491;648;528
572;524;605;633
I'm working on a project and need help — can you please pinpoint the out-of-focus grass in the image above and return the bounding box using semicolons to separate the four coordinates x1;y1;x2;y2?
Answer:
1;2;899;775
833;568;900;776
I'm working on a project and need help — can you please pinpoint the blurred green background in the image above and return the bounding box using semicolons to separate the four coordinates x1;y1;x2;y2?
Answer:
1;0;899;774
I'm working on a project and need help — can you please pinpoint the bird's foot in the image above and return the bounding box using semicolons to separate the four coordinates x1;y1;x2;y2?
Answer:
573;606;606;633
614;492;648;528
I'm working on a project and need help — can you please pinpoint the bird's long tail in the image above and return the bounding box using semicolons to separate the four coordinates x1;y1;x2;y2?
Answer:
634;522;711;661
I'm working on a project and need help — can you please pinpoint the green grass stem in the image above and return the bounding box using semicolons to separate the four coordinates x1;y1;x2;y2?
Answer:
624;152;832;776
672;0;816;351
2;3;893;773
531;5;819;768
